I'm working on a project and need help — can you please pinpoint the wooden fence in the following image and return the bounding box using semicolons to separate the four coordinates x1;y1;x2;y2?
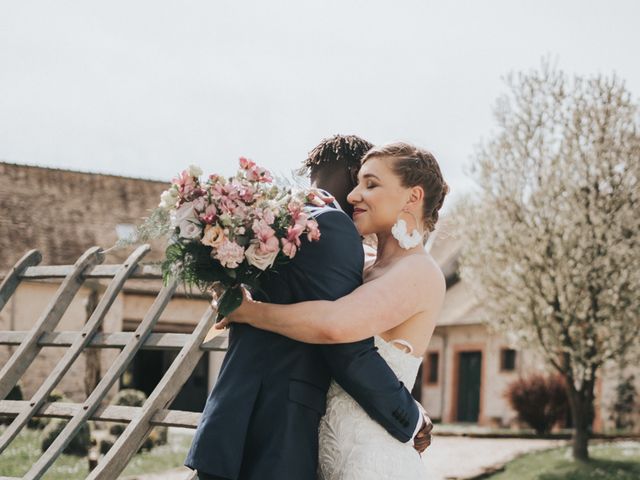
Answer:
0;245;226;479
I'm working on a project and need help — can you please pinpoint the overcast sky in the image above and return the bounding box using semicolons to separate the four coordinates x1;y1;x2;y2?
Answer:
1;0;638;201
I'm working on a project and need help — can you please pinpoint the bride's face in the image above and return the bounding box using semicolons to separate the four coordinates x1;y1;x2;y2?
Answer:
346;157;409;236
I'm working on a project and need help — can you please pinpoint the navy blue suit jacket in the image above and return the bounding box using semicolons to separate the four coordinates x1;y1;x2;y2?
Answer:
185;208;420;480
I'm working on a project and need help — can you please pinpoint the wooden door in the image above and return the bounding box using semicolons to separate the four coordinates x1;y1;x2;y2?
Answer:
456;351;482;422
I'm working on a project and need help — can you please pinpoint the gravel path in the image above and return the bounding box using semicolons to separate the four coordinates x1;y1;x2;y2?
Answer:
122;436;565;479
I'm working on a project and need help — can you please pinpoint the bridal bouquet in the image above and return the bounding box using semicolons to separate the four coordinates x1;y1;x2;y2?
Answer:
153;158;324;319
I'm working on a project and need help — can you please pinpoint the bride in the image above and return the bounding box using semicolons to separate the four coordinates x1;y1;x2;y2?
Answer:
220;142;448;479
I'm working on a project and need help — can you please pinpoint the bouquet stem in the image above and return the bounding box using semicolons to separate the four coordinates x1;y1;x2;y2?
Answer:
216;285;244;322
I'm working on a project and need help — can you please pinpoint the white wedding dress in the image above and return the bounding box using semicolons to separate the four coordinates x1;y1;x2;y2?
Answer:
318;336;429;479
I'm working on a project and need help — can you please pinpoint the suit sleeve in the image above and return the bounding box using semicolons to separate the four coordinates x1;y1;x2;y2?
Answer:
301;210;421;443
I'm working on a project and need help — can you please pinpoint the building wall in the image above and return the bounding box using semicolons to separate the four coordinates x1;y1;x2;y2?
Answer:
0;281;123;402
421;322;640;432
0;280;218;402
423;323;546;427
0;162;168;270
597;359;640;432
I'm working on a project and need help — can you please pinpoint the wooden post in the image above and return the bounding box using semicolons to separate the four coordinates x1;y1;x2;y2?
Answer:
87;305;217;480
0;249;42;314
0;245;149;454
24;279;178;479
0;246;103;400
84;284;102;397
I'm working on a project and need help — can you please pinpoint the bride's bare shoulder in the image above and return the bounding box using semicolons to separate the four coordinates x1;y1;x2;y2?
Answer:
394;254;446;294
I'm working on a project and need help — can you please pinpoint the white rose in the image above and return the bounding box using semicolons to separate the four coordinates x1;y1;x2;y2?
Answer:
245;243;279;271
158;189;179;209
171;202;198;228
188;164;203;177
179;220;202;239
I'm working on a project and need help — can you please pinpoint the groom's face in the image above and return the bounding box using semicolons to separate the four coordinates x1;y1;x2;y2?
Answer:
311;164;358;218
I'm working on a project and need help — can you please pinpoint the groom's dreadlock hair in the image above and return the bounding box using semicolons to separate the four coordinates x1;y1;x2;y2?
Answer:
298;134;374;181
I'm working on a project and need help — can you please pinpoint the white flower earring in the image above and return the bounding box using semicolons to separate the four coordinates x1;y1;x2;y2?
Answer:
391;209;423;249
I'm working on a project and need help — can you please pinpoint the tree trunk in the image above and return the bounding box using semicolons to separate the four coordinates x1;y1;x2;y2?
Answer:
565;378;595;461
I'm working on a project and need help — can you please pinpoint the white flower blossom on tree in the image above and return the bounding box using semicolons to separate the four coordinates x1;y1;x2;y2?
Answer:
455;60;640;461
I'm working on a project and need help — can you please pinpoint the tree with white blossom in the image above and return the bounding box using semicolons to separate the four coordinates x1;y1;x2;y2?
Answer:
455;61;640;461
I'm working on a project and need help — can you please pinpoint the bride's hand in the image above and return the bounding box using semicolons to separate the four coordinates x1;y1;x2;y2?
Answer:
213;287;255;329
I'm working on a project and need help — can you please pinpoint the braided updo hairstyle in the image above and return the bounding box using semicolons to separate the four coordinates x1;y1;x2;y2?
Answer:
298;134;373;183
361;142;449;232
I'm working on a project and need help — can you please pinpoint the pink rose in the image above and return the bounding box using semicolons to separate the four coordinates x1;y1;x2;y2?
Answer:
239;157;272;183
262;208;275;225
306;220;321;242
220;198;238;215
239;157;256;170
287;199;304;218
199;204;218;224
214;240;245;269
172;170;197;197
306;191;328;207
294;212;309;228
286;224;304;247
240;184;256;203
281;238;297;258
193;196;207;212
260;236;279;254
252;219;279;253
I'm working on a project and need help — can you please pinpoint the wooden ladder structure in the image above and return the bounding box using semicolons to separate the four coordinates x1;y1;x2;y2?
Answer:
0;245;226;479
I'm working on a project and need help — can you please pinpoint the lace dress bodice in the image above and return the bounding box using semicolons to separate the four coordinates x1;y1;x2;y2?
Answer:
318;336;428;479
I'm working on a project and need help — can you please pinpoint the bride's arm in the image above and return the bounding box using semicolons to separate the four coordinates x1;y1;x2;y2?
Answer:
226;256;444;343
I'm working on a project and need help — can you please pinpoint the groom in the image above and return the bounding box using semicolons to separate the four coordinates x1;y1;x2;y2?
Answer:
185;135;432;480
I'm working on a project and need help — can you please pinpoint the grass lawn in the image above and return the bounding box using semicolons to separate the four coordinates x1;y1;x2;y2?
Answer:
489;441;640;480
0;425;194;479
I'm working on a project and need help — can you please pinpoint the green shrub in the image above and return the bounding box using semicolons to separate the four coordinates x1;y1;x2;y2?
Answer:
112;389;147;407
0;383;24;425
6;383;23;400
108;389;147;436
99;436;114;455
28;390;68;430
108;388;168;450
41;418;90;456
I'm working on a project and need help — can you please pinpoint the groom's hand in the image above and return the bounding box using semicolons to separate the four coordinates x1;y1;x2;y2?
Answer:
413;416;433;453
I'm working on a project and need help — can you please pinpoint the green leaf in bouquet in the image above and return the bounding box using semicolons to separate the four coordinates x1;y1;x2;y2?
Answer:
161;242;185;286
216;285;244;321
164;242;185;262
